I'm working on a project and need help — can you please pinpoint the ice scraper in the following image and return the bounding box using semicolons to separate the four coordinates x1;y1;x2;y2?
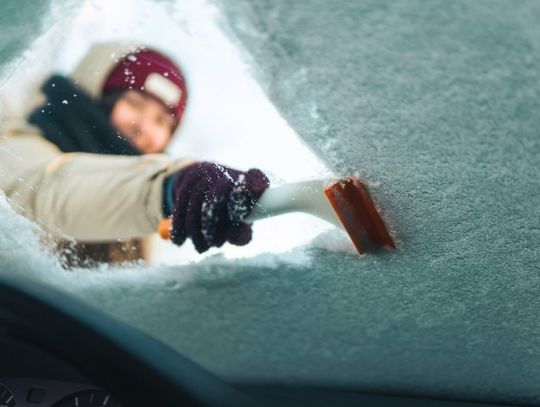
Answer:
158;176;395;254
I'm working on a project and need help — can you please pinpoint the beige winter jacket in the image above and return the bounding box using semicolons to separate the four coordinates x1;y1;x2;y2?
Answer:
0;42;193;242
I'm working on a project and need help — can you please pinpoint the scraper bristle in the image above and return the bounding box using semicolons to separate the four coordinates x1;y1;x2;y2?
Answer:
323;177;396;254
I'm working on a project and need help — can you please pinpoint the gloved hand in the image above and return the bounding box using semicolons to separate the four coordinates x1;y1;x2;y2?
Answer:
169;161;269;253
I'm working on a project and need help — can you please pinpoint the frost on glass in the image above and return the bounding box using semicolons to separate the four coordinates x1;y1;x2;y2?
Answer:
0;0;539;405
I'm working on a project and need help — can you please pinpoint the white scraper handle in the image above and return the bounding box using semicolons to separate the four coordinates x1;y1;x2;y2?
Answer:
245;179;344;230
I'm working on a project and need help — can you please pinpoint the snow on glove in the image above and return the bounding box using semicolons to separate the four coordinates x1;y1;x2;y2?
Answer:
170;161;269;253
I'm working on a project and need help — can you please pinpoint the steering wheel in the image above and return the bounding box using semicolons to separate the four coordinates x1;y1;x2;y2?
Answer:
0;274;259;407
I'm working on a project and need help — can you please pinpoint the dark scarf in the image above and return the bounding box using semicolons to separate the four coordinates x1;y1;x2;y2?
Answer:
28;74;141;156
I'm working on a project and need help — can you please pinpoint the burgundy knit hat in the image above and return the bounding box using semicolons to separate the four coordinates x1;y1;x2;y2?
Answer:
102;48;188;130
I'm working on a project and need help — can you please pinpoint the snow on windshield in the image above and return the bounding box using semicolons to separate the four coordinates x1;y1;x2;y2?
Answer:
1;0;539;405
214;0;540;402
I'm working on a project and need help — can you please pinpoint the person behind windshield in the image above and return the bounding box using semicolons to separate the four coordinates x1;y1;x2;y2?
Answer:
0;43;269;266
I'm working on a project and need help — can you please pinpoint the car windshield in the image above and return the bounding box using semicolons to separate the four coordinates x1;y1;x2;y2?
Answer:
0;0;538;406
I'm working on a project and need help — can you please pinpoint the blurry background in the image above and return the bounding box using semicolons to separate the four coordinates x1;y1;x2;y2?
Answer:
1;0;337;265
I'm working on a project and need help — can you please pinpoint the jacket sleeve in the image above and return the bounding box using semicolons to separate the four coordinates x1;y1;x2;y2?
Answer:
0;123;195;241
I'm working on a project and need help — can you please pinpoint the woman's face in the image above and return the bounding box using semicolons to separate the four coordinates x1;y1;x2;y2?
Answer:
110;90;176;154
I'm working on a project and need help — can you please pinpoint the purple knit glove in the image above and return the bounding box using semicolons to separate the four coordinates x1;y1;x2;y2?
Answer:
170;161;270;253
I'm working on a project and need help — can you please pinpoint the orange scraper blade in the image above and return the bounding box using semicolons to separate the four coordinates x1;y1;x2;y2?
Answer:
323;177;396;254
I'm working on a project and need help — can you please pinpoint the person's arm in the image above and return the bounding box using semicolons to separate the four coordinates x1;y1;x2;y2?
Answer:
0;128;193;241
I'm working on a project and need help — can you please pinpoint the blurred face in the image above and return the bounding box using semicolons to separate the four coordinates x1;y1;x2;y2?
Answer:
110;90;176;154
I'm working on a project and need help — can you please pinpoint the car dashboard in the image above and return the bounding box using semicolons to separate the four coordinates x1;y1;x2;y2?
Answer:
0;379;116;407
0;336;121;407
